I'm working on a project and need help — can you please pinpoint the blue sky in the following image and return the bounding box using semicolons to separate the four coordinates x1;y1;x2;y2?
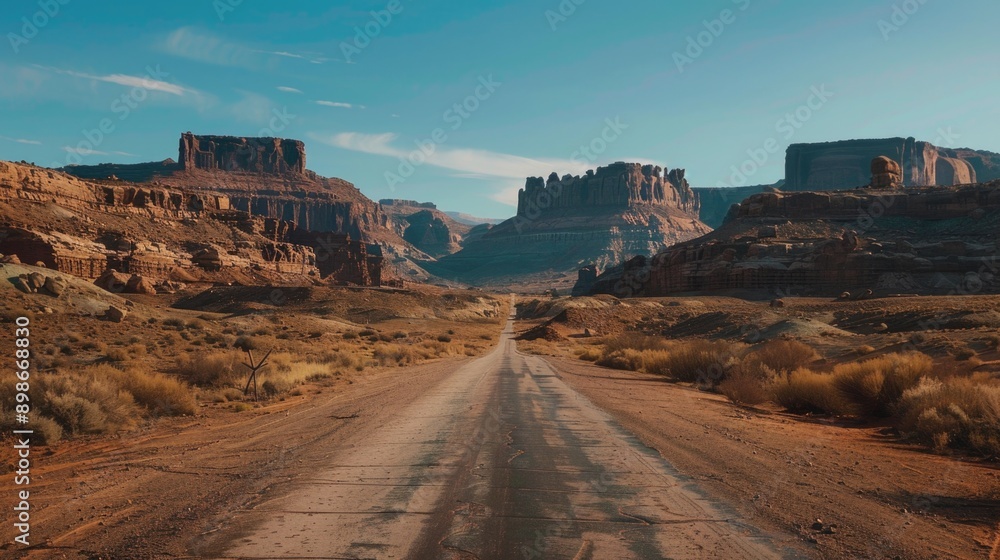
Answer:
1;0;998;218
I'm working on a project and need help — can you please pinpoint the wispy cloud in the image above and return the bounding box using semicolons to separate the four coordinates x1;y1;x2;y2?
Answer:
277;86;303;94
311;131;597;206
161;27;334;68
37;65;196;97
1;136;41;145
62;147;136;157
316;100;366;109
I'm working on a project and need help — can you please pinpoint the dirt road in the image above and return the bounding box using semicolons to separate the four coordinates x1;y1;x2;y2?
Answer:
201;318;788;559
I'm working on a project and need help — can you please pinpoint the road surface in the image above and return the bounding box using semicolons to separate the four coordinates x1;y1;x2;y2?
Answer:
208;315;785;559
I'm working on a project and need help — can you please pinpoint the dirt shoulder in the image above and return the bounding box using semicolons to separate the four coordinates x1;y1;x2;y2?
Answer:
546;356;1000;560
0;356;475;560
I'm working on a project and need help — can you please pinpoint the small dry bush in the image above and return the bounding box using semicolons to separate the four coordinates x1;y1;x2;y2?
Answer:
596;348;649;371
602;333;669;354
718;368;774;406
177;352;239;386
575;346;602;362
0;364;196;440
93;364;197;416
898;378;1000;457
651;340;744;383
774;368;848;414
832;353;932;417
745;340;819;374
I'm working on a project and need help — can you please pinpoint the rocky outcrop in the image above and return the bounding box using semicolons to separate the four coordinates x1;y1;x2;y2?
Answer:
579;182;1000;297
380;200;471;258
517;163;699;218
784;138;1000;190
179;133;306;175
870;156;903;189
0;228;107;279
380;199;437;210
432;163;711;285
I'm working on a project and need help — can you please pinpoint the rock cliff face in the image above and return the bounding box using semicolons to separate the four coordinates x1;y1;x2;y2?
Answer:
579;181;1000;297
784;138;995;190
59;134;439;284
380;200;471;258
179;133;306;174
432;163;711;286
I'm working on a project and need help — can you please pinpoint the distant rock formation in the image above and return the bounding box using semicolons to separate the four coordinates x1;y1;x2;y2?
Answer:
784;137;994;190
179;132;306;175
380;199;437;210
380;200;470;258
578;182;1000;297
518;163;699;218
870;156;903;189
431;163;710;285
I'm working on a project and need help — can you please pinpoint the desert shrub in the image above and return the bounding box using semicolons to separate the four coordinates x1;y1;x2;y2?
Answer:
104;348;128;362
745;340;819;374
95;365;197;416
651;340;743;384
596;349;647;371
897;378;1000;457
855;345;876;356
392;331;408;339
23;369;140;435
437;334;452;343
575;347;602;362
342;331;359;340
603;333;669;354
177;352;239;386
162;318;185;329
359;329;376;337
718;368;774;406
832;353;932;417
31;415;64;445
774;368;847;414
373;344;418;366
951;345;977;361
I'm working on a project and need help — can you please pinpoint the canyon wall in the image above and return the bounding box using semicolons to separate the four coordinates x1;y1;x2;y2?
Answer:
579;182;1000;297
783;137;987;190
179;133;306;174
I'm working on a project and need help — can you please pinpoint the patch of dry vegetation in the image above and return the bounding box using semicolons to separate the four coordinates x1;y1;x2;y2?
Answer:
0;364;196;444
583;333;999;458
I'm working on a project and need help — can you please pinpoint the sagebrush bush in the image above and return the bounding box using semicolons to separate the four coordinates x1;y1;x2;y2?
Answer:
832;353;932;417
745;340;819;374
718;367;774;406
177;352;239;386
652;340;743;384
897;378;1000;457
774;368;847;414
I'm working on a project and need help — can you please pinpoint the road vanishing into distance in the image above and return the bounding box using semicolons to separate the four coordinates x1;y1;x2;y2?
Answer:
208;313;784;559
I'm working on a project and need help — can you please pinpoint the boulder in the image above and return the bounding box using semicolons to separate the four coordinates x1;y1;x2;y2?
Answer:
104;306;128;323
870;156;903;189
95;269;130;293
43;276;68;296
1;254;20;264
125;274;157;295
22;272;46;293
